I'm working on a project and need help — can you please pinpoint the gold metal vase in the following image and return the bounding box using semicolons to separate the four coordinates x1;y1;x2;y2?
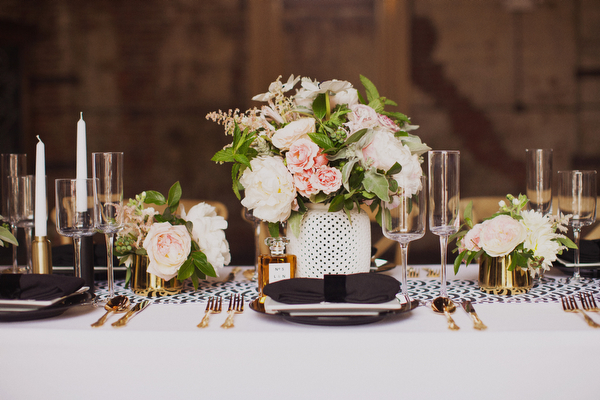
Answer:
131;254;183;297
478;254;533;295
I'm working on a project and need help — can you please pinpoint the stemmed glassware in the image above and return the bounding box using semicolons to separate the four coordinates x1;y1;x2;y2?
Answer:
428;150;460;298
241;207;265;281
55;178;99;278
15;175;35;273
93;152;124;300
1;154;27;274
381;176;426;305
526;149;553;215
557;170;597;282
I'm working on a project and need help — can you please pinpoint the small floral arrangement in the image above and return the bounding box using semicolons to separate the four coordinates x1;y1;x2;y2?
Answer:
208;75;430;236
115;182;231;289
454;194;576;277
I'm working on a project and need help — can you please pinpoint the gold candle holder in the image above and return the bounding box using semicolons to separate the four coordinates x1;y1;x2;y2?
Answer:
32;236;53;274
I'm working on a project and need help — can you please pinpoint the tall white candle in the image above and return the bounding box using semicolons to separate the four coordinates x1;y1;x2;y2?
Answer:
76;112;88;212
35;136;47;237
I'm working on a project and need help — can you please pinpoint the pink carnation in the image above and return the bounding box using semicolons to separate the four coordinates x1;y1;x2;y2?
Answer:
286;138;320;173
310;166;342;194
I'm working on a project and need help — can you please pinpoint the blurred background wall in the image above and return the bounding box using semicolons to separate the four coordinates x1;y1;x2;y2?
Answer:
1;0;599;265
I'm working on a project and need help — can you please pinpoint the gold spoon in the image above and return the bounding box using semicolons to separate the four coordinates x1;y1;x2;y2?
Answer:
91;295;130;328
431;297;460;330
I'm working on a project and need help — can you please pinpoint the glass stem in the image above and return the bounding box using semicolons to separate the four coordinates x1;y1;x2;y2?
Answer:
439;234;448;298
24;227;33;273
573;227;581;280
254;222;261;274
11;224;18;274
105;233;115;298
399;242;410;303
73;236;82;278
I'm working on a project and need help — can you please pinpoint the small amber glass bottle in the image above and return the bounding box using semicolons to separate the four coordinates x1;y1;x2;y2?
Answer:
258;237;296;299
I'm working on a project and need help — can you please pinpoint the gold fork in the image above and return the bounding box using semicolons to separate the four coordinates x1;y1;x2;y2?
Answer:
221;294;244;329
579;292;600;313
407;267;419;278
424;268;441;278
561;296;600;328
197;296;222;328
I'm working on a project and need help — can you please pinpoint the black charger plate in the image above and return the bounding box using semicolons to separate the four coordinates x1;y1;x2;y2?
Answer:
0;292;93;322
249;297;418;326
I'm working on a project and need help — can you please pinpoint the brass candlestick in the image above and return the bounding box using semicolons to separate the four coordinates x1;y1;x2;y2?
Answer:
32;236;53;274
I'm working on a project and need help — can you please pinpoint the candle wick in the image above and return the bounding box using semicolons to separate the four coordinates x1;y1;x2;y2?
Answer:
80;111;83;119
37;135;41;142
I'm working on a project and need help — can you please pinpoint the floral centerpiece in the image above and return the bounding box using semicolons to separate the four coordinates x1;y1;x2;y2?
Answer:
454;194;576;277
208;75;430;236
114;182;231;289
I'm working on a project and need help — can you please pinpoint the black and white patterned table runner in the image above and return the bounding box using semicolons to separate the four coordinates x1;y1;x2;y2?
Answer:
94;276;600;305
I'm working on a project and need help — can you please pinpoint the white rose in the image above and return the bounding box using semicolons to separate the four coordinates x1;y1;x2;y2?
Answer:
143;222;191;281
363;128;412;172
182;203;231;276
240;156;296;223
330;88;359;108
271;118;316;151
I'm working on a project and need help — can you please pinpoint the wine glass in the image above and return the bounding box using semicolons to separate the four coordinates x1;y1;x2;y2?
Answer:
526;148;553;215
15;175;35;273
92;152;124;300
55;178;99;278
557;170;597;282
1;154;27;274
428;150;460;298
381;176;426;305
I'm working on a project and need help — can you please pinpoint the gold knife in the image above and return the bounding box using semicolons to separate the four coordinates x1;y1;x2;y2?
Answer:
461;301;487;330
111;300;152;328
224;267;241;282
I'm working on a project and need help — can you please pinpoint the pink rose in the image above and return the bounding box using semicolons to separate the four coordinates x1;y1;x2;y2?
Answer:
314;151;329;168
378;114;400;133
459;223;483;253
286;138;320;173
310;166;342;194
479;215;527;257
143;222;192;281
294;170;318;198
345;104;379;135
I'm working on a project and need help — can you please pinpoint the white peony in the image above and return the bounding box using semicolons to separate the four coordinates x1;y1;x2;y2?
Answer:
478;215;527;257
182;203;231;277
240;156;296;223
271;118;316;151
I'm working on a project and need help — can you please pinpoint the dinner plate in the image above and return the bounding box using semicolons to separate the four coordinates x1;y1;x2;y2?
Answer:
555;257;600;269
370;258;396;273
249;297;418;326
0;292;93;322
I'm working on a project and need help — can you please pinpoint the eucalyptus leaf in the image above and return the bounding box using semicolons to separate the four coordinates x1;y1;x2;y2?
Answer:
287;211;304;238
363;170;390;202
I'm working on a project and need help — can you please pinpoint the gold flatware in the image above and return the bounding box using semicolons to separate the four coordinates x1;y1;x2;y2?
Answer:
424;268;440;278
561;296;600;328
579;292;600;312
407;267;419;278
112;300;152;328
431;297;460;330
461;300;487;330
224;267;241;282
197;296;222;328
91;295;130;328
221;294;244;329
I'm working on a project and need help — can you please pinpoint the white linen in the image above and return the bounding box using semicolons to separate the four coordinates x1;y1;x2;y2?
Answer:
0;265;598;400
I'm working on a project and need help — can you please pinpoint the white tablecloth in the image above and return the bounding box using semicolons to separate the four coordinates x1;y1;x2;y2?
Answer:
1;265;598;400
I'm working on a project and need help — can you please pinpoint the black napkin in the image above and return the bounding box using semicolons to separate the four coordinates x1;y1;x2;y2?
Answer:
0;274;85;301
560;239;600;263
263;273;400;304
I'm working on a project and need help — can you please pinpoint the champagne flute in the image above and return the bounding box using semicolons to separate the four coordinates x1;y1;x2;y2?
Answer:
526;148;553;215
93;152;124;300
55;178;99;278
428;150;460;299
15;175;35;273
557;170;597;282
381;176;426;305
1;154;27;274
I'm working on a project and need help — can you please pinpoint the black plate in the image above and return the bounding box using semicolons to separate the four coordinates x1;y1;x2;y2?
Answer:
249;297;418;326
0;292;93;322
